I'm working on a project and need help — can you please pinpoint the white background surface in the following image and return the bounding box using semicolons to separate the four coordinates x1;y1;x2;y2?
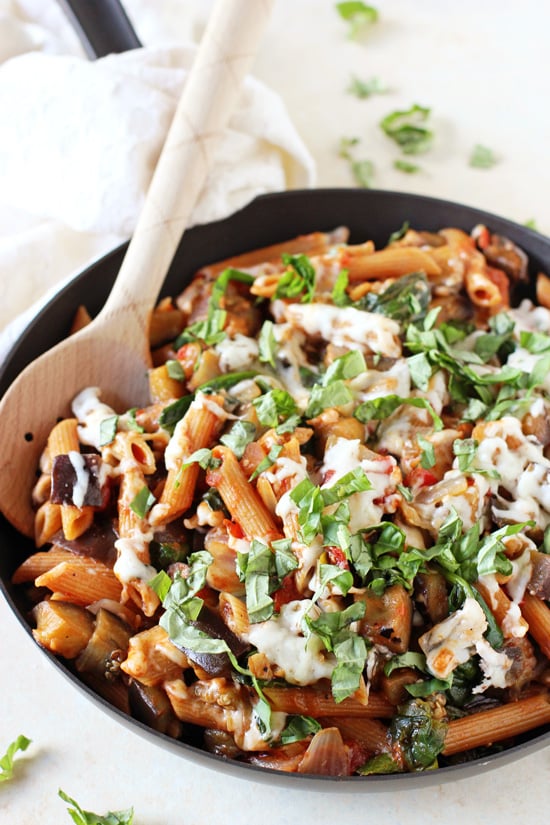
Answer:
1;0;549;822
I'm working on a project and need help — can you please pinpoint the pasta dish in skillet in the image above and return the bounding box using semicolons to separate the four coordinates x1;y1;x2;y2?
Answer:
13;221;550;775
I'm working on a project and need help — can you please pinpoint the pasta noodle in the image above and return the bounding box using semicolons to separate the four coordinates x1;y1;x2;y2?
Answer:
12;220;550;778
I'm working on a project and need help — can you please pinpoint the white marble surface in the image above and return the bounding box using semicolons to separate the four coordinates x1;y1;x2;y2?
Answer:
1;0;550;821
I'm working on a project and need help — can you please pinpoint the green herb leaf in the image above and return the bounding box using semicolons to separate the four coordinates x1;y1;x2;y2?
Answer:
321;467;373;505
290;478;324;544
351;158;375;188
182;448;220;471
380;104;434;155
331;269;351;307
469;144;497;169
280;715;322;744
394;159;420;173
158;395;194;435
387;220;410;245
59;789;134;825
360;271;430;325
358;752;402;775
336;1;378;38
355;394;443;430
165;359;186;381
220;420;257;459
258;320;277;368
99;415;118;447
389;697;447;770
0;735;31;783
305;379;354;418
249;444;283;481
237;538;298;623
417;434;436;469
275;253;316;303
129;486;156;519
197;370;258;393
124;407;145;433
323;350;367;385
347;74;386;98
253;387;298;428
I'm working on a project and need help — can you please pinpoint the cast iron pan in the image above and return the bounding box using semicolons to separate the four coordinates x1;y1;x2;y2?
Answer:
0;189;548;789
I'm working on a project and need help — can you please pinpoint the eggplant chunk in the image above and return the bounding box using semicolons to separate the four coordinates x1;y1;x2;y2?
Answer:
32;600;94;659
355;584;413;654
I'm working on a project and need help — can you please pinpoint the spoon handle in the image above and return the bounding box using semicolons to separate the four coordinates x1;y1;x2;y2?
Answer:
100;0;274;327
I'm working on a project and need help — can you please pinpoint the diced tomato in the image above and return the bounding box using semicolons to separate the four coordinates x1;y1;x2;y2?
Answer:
272;574;301;612
326;546;350;570
224;519;245;539
404;466;439;488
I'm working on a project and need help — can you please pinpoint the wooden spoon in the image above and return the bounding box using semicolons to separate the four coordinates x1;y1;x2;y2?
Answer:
0;0;274;537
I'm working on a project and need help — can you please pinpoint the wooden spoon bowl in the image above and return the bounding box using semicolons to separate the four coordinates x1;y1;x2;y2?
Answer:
0;0;274;537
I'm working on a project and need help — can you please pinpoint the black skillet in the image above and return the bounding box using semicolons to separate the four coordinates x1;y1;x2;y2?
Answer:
1;186;549;789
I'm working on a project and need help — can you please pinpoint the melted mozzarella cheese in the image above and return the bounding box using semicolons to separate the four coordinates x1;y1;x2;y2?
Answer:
472;638;512;693
72;387;117;451
215;334;259;373
247;600;336;685
419;597;487;679
473;416;550;527
283;303;402;358
321;437;397;531
68;450;89;508
114;534;156;584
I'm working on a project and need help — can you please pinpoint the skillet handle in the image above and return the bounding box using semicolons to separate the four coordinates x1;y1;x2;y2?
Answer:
57;0;142;59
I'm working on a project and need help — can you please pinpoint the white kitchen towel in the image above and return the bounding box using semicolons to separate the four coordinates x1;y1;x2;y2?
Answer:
0;4;315;361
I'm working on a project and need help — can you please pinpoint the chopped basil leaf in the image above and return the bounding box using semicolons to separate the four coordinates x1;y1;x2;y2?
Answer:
158;395;194;434
129;486;156;519
181;448;220;471
197;370;258;393
274;253;316;303
249;444;283;481
339;136;360;159
305;379;353;418
290;478;324;544
394;159;420;173
237;538;298;623
0;735;31;783
384;651;426;677
237;539;276;623
336;1;378;38
176;268;254;348
99;415;118;447
406;352;432;390
280;715;322;744
387;220;410;245
275;413;302;435
388;698;447;770
397;483;413;502
323;350;366;385
305;602;368;702
148;569;172;602
321;467;373;506
417;434;436;469
252;388;298;428
124;407;145;433
58;789;134;825
469;144;497;169
258;320;277;368
165;359;186;381
519;329;550;353
359;272;430;325
347;74;386;98
355;394;443;430
358;752;402;775
331;269;351;307
220;420;257;459
177;308;227;347
452;438;478;473
380;104;434;155
210;268;255;309
350;158;375;189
